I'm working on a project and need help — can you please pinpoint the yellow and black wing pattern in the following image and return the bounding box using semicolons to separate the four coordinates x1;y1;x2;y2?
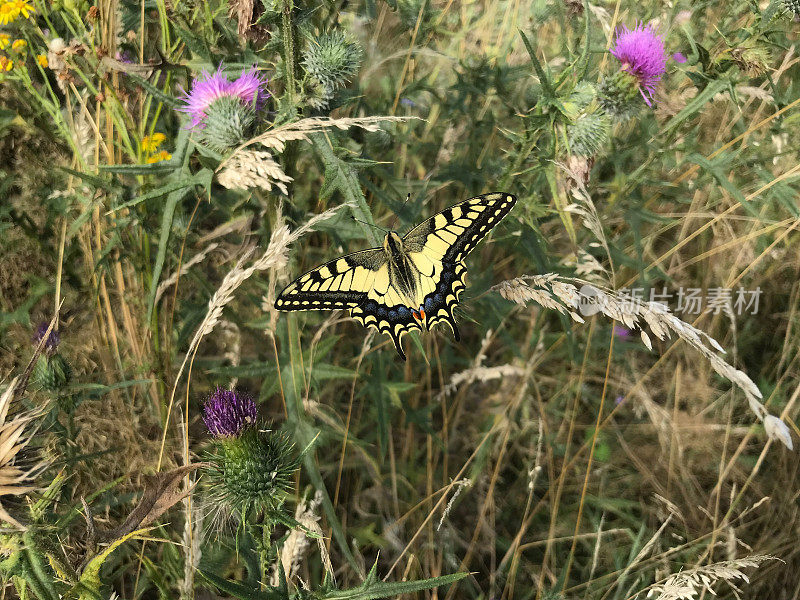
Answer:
275;192;516;360
400;192;516;348
274;249;388;310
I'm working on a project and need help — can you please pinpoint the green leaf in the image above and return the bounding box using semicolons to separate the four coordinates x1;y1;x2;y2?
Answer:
686;153;757;217
519;29;555;99
97;162;180;175
200;571;288;600
662;78;729;136
108;179;197;213
311;133;379;246
308;363;358;382
124;72;182;108
145;127;195;321
145;184;191;322
319;562;468;599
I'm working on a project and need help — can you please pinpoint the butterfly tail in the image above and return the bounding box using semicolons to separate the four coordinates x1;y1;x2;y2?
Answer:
389;332;407;361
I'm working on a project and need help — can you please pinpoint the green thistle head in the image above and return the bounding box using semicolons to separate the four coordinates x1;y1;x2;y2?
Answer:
202;389;299;519
302;32;363;94
597;70;644;121
198;95;258;153
31;324;71;393
33;354;72;393
207;427;299;518
563;83;611;157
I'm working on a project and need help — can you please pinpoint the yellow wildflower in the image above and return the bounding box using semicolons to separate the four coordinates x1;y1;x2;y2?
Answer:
0;33;9;50
0;0;33;24
146;150;172;163
11;39;26;52
0;56;12;71
141;132;166;153
0;5;17;25
36;53;47;67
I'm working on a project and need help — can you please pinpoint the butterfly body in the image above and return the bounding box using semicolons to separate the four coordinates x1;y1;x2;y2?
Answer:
275;192;516;359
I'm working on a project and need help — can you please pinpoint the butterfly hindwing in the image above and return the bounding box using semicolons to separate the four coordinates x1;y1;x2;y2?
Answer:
275;248;387;310
419;261;466;340
351;301;420;361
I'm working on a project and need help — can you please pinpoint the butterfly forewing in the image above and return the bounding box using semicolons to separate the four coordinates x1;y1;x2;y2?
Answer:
275;248;387;310
402;192;516;342
403;192;517;264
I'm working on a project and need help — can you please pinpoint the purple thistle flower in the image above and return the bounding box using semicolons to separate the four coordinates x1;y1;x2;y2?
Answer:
33;322;60;352
203;388;258;438
179;66;269;128
610;22;677;106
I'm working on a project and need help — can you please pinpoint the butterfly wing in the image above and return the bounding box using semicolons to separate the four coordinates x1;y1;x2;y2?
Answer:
276;192;516;360
403;192;517;263
275;248;388;311
403;192;516;337
350;299;421;361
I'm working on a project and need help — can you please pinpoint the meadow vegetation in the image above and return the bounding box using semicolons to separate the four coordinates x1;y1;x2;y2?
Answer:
0;0;799;598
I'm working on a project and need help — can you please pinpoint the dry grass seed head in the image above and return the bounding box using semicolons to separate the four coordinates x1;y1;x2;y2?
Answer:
0;377;49;529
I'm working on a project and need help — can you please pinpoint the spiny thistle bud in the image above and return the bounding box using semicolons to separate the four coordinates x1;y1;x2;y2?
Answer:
179;66;269;152
302;32;363;93
566;108;610;157
199;94;257;152
563;83;610;157
597;69;644;121
32;323;72;393
203;389;299;518
33;354;72;393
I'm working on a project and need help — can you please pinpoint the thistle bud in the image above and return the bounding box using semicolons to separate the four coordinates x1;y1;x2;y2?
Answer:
203;389;299;518
198;94;258;152
598;69;644;121
32;323;71;393
33;354;72;393
564;83;610;157
302;32;362;109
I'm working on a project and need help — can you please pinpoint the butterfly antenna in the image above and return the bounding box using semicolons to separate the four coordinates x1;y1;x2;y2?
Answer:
353;217;389;234
389;193;411;231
